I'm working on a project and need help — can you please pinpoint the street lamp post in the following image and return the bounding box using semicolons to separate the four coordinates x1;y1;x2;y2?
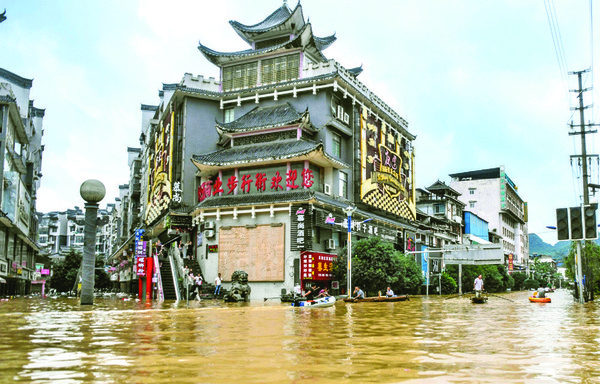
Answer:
80;179;106;306
341;205;372;297
343;205;356;297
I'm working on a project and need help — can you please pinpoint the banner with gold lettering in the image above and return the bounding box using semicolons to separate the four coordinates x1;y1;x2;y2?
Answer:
359;106;415;220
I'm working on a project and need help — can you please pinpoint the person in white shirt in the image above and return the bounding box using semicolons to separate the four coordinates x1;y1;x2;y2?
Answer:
474;275;484;297
214;273;222;296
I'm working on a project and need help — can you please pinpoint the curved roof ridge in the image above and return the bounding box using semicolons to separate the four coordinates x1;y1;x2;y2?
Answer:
229;2;303;35
198;22;329;66
0;67;33;89
216;101;307;132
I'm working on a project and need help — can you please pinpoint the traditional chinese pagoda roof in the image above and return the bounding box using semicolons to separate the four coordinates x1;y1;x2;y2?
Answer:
191;139;349;177
198;21;334;66
427;180;461;197
0;67;32;88
347;65;363;77
229;1;305;44
216;102;312;133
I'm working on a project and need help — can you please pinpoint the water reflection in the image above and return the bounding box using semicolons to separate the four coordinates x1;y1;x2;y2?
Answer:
2;290;600;383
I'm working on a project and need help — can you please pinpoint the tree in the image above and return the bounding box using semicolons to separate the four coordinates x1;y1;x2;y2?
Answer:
49;248;82;293
439;272;457;294
331;237;423;296
48;248;111;293
564;241;600;301
445;264;513;293
511;272;528;291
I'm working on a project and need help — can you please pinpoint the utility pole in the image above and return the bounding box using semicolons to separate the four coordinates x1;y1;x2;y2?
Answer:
568;69;598;304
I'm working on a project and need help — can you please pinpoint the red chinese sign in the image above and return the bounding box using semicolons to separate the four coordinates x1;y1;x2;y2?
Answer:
301;251;336;281
198;168;314;202
508;253;513;272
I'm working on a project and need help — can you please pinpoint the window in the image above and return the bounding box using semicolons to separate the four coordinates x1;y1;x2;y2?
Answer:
435;204;444;214
469;188;476;195
332;133;341;158
222;62;258;91
469;201;476;209
224;108;235;123
261;54;300;85
339;171;348;198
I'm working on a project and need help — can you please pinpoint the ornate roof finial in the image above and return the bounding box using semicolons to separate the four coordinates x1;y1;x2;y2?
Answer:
0;9;7;24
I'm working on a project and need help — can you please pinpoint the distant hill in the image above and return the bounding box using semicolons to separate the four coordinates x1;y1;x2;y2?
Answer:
528;233;571;262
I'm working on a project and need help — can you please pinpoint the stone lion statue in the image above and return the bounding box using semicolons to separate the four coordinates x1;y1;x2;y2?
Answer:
223;270;251;302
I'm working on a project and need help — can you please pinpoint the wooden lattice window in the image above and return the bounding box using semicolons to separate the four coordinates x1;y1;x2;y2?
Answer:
261;54;300;85
222;62;258;91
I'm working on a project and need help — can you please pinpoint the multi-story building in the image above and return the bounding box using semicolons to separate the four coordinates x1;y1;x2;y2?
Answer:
0;68;45;296
415;180;465;248
37;207;114;261
134;2;419;298
449;166;529;273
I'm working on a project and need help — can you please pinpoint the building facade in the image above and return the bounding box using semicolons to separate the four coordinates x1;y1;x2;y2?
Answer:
0;67;45;296
449;166;529;272
132;2;418;299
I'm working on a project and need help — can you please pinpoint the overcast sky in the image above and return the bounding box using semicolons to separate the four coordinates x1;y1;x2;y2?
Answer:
1;0;598;244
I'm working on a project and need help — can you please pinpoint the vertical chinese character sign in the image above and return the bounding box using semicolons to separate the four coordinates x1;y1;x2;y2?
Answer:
135;229;146;276
291;205;312;251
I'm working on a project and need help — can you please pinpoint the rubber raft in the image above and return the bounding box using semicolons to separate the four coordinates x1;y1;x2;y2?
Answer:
291;296;336;308
529;296;551;303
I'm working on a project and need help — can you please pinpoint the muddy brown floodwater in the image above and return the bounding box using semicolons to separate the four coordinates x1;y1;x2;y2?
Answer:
1;289;600;383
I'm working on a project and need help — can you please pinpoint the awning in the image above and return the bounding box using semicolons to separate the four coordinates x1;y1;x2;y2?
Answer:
108;232;137;261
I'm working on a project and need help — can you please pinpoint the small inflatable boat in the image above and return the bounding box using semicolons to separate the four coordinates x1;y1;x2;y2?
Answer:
529;296;551;303
291;296;336;308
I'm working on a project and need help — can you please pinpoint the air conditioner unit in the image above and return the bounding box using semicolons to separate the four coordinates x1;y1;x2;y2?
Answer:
325;238;336;250
204;221;215;230
205;230;215;238
324;184;331;195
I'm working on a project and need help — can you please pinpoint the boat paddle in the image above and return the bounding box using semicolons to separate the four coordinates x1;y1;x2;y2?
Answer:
263;297;280;302
484;292;515;302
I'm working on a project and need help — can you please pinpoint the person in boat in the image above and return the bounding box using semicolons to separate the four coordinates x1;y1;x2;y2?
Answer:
385;287;395;298
474;275;484;298
536;286;546;298
353;286;365;300
303;284;320;300
293;284;319;306
316;287;330;298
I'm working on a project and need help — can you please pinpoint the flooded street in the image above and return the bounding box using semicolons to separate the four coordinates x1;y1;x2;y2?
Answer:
2;289;600;383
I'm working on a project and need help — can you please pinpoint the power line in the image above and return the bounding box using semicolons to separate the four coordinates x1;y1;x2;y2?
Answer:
544;0;571;107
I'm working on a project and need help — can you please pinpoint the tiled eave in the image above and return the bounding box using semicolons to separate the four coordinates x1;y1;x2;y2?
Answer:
0;68;33;89
216;102;309;133
230;3;305;45
194;189;315;210
198;22;329;66
191;140;350;177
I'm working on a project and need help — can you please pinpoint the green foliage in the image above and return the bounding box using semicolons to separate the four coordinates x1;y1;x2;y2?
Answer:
439;272;457;295
565;241;600;300
331;237;423;296
524;278;542;290
445;264;513;293
511;272;528;291
49;249;82;292
49;248;111;292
